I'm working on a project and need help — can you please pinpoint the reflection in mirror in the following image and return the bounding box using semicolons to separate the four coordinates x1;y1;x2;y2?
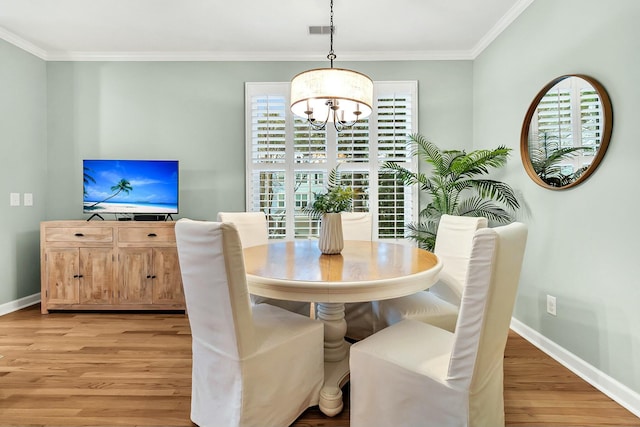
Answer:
520;75;613;190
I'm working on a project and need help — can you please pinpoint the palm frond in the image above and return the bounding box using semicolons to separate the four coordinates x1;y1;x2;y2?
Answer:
448;177;475;194
327;166;340;189
469;179;520;210
440;149;467;174
456;197;515;224
451;146;510;178
406;220;438;251
409;133;448;177
418;205;442;220
382;161;429;189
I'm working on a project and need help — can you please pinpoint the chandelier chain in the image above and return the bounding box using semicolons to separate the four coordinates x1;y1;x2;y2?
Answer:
327;0;336;67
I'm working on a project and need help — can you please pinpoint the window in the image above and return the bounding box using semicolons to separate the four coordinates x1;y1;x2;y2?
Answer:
245;81;418;241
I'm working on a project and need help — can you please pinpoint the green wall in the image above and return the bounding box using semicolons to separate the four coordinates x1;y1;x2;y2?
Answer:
474;0;640;394
45;60;473;221
0;40;47;304
1;57;472;305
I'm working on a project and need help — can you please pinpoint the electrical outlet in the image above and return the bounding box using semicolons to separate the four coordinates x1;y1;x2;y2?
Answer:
24;193;33;206
546;294;557;316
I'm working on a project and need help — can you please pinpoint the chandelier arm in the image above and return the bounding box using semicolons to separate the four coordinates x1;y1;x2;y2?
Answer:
309;120;327;131
334;112;359;131
307;105;333;131
320;103;332;128
333;115;344;132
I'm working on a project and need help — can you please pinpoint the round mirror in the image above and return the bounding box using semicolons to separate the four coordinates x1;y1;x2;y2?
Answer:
520;74;613;190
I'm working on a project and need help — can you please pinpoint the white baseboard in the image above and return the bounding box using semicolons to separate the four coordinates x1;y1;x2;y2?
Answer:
0;293;41;316
511;317;640;418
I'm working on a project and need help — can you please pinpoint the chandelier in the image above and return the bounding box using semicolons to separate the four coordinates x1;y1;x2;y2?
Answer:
290;0;373;132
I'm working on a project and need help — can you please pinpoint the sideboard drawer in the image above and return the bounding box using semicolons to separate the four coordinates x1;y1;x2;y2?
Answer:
45;227;113;243
119;227;176;243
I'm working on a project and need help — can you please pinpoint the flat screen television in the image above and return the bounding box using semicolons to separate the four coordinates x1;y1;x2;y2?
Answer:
83;159;179;217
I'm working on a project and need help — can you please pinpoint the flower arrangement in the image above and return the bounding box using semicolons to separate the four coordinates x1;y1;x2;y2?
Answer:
303;166;355;219
302;166;354;254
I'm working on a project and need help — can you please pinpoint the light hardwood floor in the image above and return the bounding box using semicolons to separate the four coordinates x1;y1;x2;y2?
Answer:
0;304;638;426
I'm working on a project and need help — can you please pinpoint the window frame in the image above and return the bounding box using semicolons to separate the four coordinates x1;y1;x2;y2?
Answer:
245;80;418;241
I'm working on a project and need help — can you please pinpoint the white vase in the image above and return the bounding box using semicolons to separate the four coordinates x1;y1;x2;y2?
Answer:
318;213;344;255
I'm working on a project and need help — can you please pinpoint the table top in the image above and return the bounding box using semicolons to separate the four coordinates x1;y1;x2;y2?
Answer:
243;240;442;303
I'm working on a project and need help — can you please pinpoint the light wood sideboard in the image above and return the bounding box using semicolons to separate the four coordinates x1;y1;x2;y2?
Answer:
40;221;185;314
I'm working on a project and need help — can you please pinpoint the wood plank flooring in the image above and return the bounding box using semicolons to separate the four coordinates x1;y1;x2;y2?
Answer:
0;304;638;426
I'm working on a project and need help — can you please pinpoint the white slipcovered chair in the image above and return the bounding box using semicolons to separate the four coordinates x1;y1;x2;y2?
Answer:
341;211;373;242
175;219;324;427
349;222;528;427
340;212;376;340
216;211;269;248
374;214;488;332
217;211;311;317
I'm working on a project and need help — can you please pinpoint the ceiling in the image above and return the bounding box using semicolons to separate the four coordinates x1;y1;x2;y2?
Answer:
0;0;534;61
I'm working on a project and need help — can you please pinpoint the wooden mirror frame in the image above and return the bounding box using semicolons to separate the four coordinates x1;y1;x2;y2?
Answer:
520;74;613;190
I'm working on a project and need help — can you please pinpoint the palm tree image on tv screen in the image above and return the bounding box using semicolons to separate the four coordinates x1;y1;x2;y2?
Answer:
82;159;179;216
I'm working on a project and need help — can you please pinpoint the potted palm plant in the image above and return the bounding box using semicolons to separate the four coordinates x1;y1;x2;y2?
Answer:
383;133;521;251
303;166;355;254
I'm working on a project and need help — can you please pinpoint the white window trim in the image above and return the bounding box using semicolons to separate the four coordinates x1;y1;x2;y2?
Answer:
245;81;419;242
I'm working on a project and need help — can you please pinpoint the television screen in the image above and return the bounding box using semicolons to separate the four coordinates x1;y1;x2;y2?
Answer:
83;159;179;215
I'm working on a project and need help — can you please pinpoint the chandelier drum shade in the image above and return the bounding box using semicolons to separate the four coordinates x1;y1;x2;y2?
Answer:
290;0;373;131
291;68;373;126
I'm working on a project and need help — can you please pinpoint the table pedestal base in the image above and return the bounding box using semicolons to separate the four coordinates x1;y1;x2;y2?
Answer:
316;302;351;417
319;357;350;416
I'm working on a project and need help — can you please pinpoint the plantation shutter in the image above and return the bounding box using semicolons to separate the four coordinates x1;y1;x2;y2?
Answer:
246;85;288;238
245;81;417;241
291;121;326;238
376;84;415;239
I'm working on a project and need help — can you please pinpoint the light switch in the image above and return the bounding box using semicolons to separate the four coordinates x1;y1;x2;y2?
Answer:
24;193;33;206
10;193;20;206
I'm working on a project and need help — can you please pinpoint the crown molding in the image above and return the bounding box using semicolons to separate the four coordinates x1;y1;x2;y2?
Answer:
471;0;535;58
0;26;48;59
43;50;475;62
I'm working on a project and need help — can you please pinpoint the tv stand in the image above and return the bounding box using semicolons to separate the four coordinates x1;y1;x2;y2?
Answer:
40;220;185;314
87;213;104;221
166;214;174;221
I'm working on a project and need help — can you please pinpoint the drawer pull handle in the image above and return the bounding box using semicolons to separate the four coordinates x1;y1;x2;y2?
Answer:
148;233;157;237
73;274;83;278
146;275;152;279
74;233;84;237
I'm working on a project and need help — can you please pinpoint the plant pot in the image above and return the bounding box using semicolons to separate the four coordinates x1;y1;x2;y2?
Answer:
318;213;344;255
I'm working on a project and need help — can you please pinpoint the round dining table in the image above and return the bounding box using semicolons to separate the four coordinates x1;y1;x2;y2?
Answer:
243;239;442;416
